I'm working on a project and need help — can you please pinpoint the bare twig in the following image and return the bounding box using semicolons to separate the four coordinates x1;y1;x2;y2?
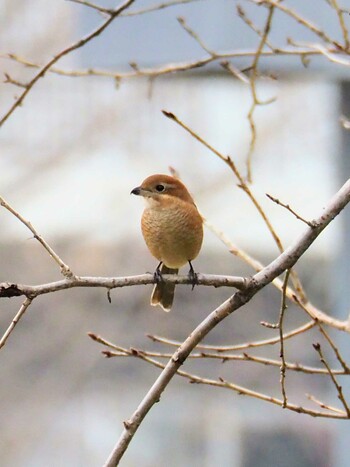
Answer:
278;270;290;407
3;72;28;89
3;44;345;84
246;5;276;183
101;344;349;376
307;394;347;415
69;0;205;16
236;4;275;51
122;0;205;17
0;195;74;278
266;193;316;227
328;0;350;50
0;298;33;349
90;337;349;420
147;320;317;351
293;295;350;333
252;0;342;48
0;0;136;127
317;323;350;374
313;343;350;417
220;60;250;84
177;16;214;55
288;39;350;66
69;0;113;15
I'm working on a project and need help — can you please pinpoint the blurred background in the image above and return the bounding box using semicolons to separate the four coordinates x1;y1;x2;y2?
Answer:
1;0;349;465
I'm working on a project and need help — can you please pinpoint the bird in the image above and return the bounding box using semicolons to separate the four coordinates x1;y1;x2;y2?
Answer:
131;174;203;311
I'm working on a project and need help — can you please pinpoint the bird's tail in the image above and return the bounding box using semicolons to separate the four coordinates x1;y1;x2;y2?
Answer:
151;264;178;312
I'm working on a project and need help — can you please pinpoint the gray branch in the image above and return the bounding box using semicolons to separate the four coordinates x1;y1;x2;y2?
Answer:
104;178;350;466
0;274;246;299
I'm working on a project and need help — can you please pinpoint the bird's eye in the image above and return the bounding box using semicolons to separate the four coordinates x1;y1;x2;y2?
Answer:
155;184;165;192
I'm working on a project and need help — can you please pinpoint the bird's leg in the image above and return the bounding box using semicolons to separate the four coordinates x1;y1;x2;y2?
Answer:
188;260;198;291
154;261;163;283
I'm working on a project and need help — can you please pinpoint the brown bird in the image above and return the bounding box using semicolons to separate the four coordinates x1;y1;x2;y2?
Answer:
131;174;203;311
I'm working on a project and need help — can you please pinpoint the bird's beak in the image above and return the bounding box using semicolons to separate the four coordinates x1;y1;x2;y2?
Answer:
131;186;141;195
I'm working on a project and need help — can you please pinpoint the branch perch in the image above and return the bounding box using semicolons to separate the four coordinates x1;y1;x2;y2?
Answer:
103;179;350;466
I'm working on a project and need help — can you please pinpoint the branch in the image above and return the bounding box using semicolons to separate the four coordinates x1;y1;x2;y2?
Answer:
246;4;276;183
100;344;349;376
204;219;349;332
326;0;350;50
252;0;342;48
0;274;247;299
0;298;33;349
0;0;136;127
278;270;290;407
313;343;350;416
4;45;345;83
0;195;74;278
70;0;206;16
147;319;317;351
266;193;316;227
103;179;350;466
90;336;349;420
317;323;350;374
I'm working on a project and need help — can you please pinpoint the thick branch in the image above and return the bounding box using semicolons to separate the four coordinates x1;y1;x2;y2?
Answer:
104;179;350;466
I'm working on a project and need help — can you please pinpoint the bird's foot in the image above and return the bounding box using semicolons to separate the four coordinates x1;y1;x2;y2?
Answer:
188;261;199;291
153;262;163;283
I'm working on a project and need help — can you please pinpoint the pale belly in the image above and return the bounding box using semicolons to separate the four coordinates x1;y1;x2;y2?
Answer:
141;204;203;268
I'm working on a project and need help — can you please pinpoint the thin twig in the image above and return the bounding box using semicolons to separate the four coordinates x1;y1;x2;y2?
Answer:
236;4;275;51
266;193;316;227
90;336;349;420
246;5;276;183
0;0;136;127
293;295;350;333
307;394;346;415
3;72;28;89
313;343;350;417
288;39;350;66
3;45;344;83
278;270;290;407
220;60;250;84
0;195;74;278
69;0;205;16
317;323;350;374
252;0;342;48
147;320;317;351
177;16;215;55
69;0;112;14
329;0;350;50
0;298;33;349
122;0;205;16
101;344;348;375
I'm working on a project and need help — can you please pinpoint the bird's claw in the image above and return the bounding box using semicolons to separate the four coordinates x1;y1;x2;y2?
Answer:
154;262;163;283
188;262;199;291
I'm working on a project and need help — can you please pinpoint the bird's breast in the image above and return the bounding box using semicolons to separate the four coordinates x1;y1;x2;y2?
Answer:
141;200;203;268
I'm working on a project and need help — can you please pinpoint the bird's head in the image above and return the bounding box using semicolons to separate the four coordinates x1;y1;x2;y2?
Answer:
131;174;195;204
